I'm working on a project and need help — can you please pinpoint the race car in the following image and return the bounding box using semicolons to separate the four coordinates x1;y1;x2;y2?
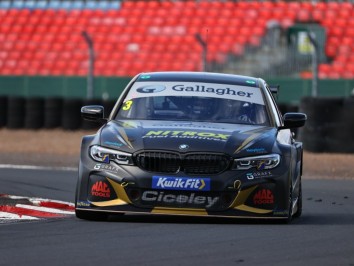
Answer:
75;71;306;222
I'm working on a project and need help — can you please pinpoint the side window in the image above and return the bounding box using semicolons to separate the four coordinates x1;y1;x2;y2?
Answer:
265;84;282;126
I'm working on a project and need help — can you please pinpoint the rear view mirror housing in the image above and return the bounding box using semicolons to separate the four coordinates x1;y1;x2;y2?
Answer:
281;112;307;129
81;105;106;122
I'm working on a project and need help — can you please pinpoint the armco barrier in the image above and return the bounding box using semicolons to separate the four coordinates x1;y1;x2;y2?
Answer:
298;96;354;153
7;97;25;129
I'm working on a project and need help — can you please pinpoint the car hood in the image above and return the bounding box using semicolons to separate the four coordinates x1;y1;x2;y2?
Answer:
100;120;277;157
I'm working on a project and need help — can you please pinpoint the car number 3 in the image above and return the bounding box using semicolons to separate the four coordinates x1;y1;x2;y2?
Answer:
122;100;133;111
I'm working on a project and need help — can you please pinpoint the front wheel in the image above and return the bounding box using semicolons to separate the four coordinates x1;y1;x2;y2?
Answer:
293;179;302;218
281;184;293;224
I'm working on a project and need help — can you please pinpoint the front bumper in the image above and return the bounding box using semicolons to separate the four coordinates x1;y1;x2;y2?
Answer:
76;160;291;219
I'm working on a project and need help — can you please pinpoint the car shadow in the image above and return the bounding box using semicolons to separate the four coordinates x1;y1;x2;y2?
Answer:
105;214;290;225
94;212;354;226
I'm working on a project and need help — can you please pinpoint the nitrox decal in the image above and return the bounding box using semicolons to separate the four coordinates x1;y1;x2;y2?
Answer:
152;176;210;191
143;130;230;141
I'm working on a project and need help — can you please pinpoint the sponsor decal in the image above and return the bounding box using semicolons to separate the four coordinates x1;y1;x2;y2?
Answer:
152;176;210;191
104;141;123;148
102;154;110;164
179;144;189;151
93;164;119;173
246;171;273;180
171;84;253;98
257;161;266;170
122;100;133;111
253;189;274;205
143;130;230;142
246;148;266;153
152;123;229;131
234;128;276;154
107;126;134;149
91;181;111;198
76;201;91;207
127;82;264;105
141;191;219;208
136;85;166;93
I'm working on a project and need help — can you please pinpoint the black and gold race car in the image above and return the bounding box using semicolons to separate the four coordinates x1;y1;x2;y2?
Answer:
75;72;306;222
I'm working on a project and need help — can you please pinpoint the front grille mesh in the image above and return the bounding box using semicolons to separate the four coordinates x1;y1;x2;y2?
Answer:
183;153;230;174
135;151;181;173
135;151;230;174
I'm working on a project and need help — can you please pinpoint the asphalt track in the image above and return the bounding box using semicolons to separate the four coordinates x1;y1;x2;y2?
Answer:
1;168;354;266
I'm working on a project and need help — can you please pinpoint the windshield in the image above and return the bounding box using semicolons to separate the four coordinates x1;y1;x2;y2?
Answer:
116;81;270;125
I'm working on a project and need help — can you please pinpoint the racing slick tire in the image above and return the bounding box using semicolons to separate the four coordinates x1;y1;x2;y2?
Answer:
75;209;108;221
281;185;294;224
44;97;63;129
293;179;302;218
24;97;45;129
0;96;7;128
7;97;25;129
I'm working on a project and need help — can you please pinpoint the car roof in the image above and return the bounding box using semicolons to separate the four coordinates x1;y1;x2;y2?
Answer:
136;71;261;88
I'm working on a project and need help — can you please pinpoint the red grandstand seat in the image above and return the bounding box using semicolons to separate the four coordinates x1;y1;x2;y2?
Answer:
329;27;344;38
324;9;337;22
313;2;327;11
296;10;311;22
22;51;34;61
335;55;348;65
7;51;20;60
312;10;324;22
337;45;352;55
326;71;341;79
300;2;314;11
343;72;354;79
249;36;261;47
300;71;312;79
345;27;354;38
0;25;12;34
325;45;337;58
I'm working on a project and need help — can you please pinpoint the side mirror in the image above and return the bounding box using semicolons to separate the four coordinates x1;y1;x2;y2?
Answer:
281;112;307;129
81;105;105;122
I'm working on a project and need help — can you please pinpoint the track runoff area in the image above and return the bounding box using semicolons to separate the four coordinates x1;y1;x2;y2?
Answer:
0;194;75;223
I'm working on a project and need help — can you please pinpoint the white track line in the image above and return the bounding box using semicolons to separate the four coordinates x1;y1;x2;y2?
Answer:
0;211;39;220
4;195;75;207
15;204;75;215
0;164;76;171
30;199;75;207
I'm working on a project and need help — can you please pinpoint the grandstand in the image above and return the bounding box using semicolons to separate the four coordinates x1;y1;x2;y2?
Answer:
0;0;353;78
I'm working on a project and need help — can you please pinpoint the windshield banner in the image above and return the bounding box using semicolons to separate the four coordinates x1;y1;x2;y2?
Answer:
126;82;265;105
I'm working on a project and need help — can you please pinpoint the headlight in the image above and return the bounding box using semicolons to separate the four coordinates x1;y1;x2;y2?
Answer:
233;154;280;170
90;145;133;165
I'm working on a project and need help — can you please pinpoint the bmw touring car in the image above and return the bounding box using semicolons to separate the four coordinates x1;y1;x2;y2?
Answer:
75;72;306;223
